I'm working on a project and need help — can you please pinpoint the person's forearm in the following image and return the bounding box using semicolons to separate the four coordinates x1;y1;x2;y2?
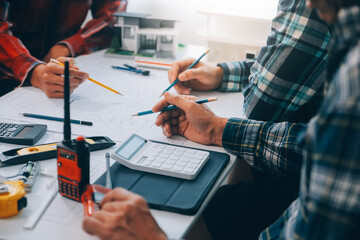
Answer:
243;0;329;123
59;0;126;56
222;117;305;174
217;59;254;92
0;32;41;85
0;4;42;84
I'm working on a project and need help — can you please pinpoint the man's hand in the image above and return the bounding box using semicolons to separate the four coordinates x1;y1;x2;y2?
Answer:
43;44;71;63
30;57;88;98
168;58;224;94
153;92;228;146
83;188;167;240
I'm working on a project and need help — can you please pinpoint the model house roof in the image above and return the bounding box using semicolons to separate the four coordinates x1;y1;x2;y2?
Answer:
113;12;178;23
113;12;151;19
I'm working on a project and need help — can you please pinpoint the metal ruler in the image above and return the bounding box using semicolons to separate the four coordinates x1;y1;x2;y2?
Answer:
23;180;58;230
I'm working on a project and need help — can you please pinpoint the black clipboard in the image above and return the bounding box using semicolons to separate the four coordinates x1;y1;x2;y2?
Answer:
95;142;229;215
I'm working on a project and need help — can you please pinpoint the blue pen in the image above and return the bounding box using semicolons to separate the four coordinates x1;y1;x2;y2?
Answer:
159;49;210;97
132;97;217;116
22;113;93;126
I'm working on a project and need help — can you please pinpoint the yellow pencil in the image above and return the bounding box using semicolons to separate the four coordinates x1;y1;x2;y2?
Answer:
50;58;122;96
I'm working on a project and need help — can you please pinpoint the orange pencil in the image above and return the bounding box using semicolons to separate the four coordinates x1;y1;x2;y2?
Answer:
50;58;122;96
135;60;172;67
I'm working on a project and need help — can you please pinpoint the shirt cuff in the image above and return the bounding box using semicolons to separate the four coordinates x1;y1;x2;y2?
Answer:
222;117;261;165
217;62;245;92
23;62;45;86
58;33;86;57
13;54;43;87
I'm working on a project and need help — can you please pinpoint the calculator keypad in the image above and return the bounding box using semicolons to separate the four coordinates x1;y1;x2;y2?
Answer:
0;123;20;137
141;144;209;179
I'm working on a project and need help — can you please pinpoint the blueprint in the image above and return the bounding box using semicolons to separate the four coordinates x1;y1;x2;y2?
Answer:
0;49;244;240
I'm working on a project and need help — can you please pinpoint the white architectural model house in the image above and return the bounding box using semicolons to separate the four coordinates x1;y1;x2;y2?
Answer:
111;12;180;59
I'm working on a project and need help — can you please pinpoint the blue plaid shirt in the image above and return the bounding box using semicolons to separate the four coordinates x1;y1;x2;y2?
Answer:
218;0;330;123
224;5;360;239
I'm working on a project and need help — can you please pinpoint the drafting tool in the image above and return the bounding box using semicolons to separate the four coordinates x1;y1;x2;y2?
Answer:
159;49;210;97
105;153;112;189
0;181;27;218
112;64;150;76
18;161;36;182
0;122;47;145
50;58;123;95
23;179;58;229
23;113;93;126
19;161;41;192
57;61;90;202
0;136;115;167
132;97;217;116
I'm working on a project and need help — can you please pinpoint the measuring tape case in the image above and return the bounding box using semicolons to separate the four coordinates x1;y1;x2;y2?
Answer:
0;136;115;167
0;181;27;218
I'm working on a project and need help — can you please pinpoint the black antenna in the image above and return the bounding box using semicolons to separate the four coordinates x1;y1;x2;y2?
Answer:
63;61;71;143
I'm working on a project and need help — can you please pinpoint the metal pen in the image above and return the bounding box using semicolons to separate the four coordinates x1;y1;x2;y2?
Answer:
105;153;112;189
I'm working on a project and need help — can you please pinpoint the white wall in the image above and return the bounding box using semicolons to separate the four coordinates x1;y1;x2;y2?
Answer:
127;0;277;45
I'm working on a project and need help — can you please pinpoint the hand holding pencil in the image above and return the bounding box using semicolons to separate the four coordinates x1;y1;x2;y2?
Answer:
29;57;88;98
160;49;210;97
166;50;224;95
50;58;122;96
151;92;227;146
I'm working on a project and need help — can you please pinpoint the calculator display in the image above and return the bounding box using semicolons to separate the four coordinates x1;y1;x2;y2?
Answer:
115;135;146;160
111;134;211;180
15;126;31;137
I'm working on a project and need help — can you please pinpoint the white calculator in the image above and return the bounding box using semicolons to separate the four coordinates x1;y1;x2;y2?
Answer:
111;134;210;180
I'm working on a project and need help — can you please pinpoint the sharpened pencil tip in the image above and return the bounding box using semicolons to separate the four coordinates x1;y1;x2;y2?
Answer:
205;49;210;54
132;113;138;116
159;93;164;98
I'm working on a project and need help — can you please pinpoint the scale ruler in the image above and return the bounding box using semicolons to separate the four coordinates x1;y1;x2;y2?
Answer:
23;180;58;230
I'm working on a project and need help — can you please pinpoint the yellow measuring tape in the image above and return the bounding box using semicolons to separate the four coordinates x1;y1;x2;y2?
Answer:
0;181;27;218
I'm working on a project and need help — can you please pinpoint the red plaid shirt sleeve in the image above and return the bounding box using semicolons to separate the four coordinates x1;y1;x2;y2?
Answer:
0;0;127;86
59;0;128;57
0;5;42;85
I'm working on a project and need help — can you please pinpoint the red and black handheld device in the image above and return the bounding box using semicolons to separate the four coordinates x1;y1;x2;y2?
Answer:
57;61;90;202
